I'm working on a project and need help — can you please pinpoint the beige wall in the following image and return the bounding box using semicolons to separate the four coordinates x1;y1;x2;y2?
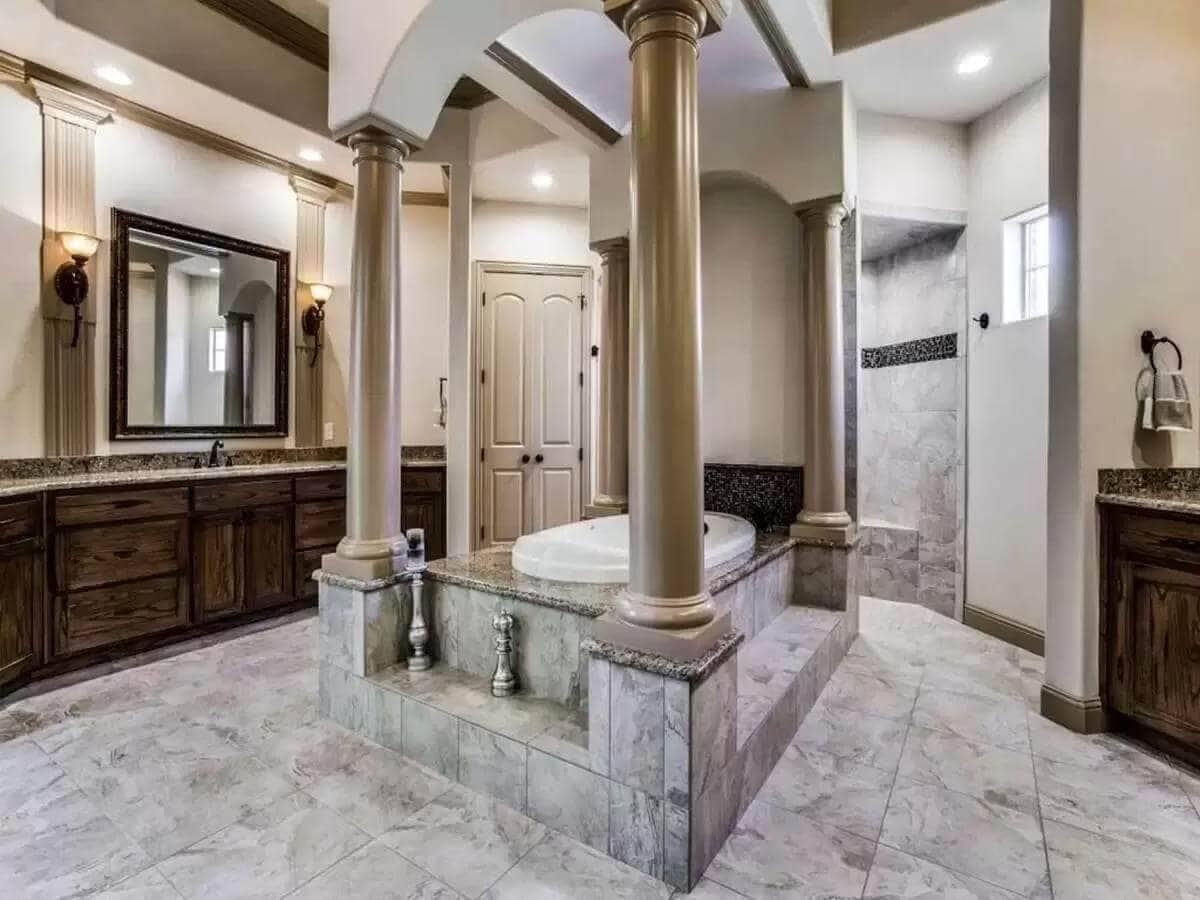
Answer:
700;182;803;466
473;200;594;267
856;110;968;213
0;81;45;458
1047;0;1200;702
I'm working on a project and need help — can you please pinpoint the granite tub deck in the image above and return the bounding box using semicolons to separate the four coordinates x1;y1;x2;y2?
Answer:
318;533;858;890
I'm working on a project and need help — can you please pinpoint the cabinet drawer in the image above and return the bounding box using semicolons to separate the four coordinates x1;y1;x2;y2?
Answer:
194;478;292;512
294;547;329;602
54;574;187;656
296;472;346;501
295;499;344;550
0;497;40;543
56;520;187;592
55;487;187;526
402;468;445;493
1117;512;1200;568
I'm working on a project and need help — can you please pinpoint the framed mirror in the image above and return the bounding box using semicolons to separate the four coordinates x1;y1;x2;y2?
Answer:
109;209;290;439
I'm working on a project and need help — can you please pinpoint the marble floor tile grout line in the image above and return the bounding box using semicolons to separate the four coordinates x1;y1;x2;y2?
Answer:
1025;704;1056;899
858;665;922;899
477;826;557;899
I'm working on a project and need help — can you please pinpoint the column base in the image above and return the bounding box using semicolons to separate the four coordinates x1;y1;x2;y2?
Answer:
1040;684;1107;734
585;500;628;518
321;548;407;582
591;608;731;661
790;519;857;545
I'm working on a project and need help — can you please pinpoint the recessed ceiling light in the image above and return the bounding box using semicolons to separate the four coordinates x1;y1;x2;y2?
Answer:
956;52;991;76
95;65;132;86
531;171;554;190
298;147;323;163
209;267;221;274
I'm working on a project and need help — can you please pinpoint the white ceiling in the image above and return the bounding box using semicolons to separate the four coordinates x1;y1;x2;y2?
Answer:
496;0;1048;127
830;0;1049;123
474;139;590;207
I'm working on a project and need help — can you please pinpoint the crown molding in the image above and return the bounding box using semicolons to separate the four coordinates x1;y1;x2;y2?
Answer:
196;0;328;69
484;42;621;146
742;0;809;88
0;49;25;82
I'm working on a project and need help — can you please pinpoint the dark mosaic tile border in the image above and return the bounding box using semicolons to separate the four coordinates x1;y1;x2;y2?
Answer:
862;332;957;369
704;463;802;531
0;445;444;480
1098;467;1200;496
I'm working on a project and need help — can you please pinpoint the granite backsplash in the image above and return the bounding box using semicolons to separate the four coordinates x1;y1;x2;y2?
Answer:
0;445;444;480
704;462;802;531
1098;467;1200;496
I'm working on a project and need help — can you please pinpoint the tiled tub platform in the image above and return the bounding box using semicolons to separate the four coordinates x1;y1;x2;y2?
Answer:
317;534;857;890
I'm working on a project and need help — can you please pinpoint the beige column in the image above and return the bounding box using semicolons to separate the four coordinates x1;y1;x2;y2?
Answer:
599;0;728;652
792;198;853;541
323;131;410;581
586;236;630;518
31;79;111;457
290;175;337;448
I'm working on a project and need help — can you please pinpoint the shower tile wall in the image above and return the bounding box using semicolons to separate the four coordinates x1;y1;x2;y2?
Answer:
858;231;966;618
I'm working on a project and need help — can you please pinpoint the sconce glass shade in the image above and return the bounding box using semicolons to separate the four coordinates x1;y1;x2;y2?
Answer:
308;282;333;303
60;232;100;261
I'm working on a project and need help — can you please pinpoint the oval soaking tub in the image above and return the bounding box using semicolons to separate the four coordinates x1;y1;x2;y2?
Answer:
511;512;756;583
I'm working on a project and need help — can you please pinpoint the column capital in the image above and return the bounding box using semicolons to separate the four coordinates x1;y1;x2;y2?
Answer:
604;0;729;38
29;79;112;129
589;235;630;258
794;194;849;227
289;173;337;207
347;128;413;167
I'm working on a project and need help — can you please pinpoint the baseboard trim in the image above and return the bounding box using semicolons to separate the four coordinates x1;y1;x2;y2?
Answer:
963;604;1044;656
1040;683;1107;734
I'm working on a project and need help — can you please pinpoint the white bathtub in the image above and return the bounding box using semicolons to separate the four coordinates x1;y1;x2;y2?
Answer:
511;512;756;584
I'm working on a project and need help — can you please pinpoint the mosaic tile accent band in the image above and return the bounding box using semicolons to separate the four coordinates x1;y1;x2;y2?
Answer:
704;463;802;531
862;332;957;369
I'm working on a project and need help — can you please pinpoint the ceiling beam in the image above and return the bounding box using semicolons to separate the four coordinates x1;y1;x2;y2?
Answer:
832;0;1004;52
743;0;810;87
484;42;621;146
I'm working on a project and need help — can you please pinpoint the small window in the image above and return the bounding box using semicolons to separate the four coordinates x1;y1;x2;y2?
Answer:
208;326;226;373
1003;205;1050;323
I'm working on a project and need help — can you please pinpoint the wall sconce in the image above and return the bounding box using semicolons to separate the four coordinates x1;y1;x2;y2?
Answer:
302;282;333;367
55;231;100;348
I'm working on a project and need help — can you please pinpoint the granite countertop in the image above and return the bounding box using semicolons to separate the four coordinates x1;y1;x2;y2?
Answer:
0;456;445;498
1096;492;1200;515
425;531;797;619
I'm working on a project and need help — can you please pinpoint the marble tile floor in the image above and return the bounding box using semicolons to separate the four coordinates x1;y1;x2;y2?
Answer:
2;598;1199;898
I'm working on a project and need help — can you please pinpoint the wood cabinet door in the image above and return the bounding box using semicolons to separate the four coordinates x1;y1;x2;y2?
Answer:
192;512;244;621
403;493;445;561
0;542;40;687
245;504;293;610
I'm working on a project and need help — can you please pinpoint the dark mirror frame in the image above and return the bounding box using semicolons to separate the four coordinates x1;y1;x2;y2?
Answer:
109;208;291;440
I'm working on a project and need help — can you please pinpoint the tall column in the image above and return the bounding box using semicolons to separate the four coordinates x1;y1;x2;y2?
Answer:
587;236;630;517
290;175;337;448
31;80;111;457
596;0;728;657
322;131;410;580
792;198;853;541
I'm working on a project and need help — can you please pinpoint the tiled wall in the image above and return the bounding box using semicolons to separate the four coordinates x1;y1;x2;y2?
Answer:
703;463;802;530
857;230;966;617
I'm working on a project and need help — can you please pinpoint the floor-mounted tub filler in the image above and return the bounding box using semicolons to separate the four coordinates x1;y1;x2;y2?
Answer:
317;514;858;890
510;511;757;583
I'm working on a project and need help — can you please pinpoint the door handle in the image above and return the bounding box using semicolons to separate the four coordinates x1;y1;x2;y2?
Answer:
521;454;531;464
535;453;544;463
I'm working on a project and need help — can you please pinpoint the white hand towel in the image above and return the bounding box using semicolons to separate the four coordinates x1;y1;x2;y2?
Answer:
1141;368;1194;432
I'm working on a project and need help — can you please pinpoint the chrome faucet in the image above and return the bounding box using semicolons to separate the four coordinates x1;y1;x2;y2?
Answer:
207;439;224;468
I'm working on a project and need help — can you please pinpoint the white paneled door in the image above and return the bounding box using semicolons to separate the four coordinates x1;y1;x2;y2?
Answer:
479;267;587;547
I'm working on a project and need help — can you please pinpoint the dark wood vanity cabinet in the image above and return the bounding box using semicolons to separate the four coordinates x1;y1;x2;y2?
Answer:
0;463;446;696
1100;504;1200;766
0;497;42;688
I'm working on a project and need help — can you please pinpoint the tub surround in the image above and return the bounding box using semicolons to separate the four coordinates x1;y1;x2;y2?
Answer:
318;529;853;890
704;463;802;531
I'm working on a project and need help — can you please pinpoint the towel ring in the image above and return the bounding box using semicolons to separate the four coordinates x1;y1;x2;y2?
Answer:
1141;330;1183;374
